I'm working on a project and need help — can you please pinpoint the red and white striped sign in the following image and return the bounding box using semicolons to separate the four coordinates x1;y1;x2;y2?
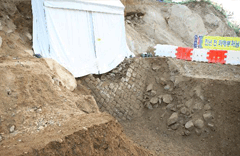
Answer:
154;45;240;65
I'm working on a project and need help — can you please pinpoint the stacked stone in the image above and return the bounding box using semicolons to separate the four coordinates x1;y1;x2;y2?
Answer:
83;58;148;121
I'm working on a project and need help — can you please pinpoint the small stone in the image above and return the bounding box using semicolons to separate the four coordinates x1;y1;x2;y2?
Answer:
24;50;34;56
207;123;215;131
203;112;213;122
155;77;160;84
0;22;2;31
0;36;2;48
207;123;214;128
167;112;178;126
164;85;170;90
194;119;204;129
166;104;176;112
162;94;173;104
204;104;211;110
132;72;137;77
195;128;202;136
159;99;162;104
146;84;153;92
185;99;193;108
25;32;32;40
153;104;158;108
126;20;131;24
160;78;167;85
180;107;188;115
152;64;161;71
126;16;132;20
166;104;174;109
171;123;179;130
0;135;2;142
6;89;11;95
110;73;115;77
184;130;191;136
109;83;114;90
150;97;159;104
126;71;131;77
193;102;203;111
38;126;44;130
151;90;157;96
177;104;184;108
9;125;15;133
101;75;106;81
147;104;153;110
185;120;194;130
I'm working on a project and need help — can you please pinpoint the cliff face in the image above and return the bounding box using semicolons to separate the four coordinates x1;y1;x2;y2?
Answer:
122;0;237;54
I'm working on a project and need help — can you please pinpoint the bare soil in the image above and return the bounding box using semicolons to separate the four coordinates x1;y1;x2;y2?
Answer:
0;1;153;155
120;58;240;156
78;57;240;156
1;0;240;156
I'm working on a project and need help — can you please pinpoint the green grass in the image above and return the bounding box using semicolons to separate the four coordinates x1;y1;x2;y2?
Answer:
162;0;240;35
228;22;240;35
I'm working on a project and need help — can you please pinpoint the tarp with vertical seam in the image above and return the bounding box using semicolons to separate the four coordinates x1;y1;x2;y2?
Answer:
32;0;133;77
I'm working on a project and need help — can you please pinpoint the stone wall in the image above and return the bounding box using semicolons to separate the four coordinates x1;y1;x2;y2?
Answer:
79;58;152;121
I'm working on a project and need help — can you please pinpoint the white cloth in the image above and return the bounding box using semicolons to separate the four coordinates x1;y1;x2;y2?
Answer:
32;0;133;77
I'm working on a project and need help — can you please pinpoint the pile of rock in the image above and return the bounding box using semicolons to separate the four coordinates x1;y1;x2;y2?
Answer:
100;59;133;82
143;83;173;109
166;101;215;136
125;12;145;26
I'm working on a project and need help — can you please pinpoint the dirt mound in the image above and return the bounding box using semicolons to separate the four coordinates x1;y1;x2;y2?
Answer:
123;0;237;55
1;0;240;156
0;57;152;155
80;57;240;156
2;112;152;156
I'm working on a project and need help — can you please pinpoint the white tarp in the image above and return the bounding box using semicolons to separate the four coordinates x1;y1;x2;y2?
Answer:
32;0;133;77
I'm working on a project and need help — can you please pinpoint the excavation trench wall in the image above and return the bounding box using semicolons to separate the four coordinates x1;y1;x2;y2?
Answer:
79;57;240;155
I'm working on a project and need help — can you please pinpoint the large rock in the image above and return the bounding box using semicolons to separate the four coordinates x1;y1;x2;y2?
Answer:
44;58;77;91
167;112;178;126
204;13;221;27
125;4;186;55
168;5;208;45
192;3;237;37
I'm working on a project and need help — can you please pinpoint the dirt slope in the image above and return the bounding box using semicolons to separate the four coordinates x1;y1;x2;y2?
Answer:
1;0;239;156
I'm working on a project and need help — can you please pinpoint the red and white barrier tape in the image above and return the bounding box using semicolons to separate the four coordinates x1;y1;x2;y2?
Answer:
154;44;240;65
